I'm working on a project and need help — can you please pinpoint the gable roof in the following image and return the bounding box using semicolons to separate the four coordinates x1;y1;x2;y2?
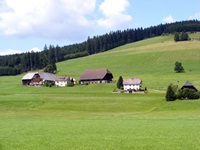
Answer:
79;68;113;80
181;81;198;92
22;72;56;81
123;78;142;85
38;72;56;81
56;76;70;81
183;81;193;87
22;72;35;80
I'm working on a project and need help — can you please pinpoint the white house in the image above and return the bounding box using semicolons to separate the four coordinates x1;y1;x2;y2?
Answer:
123;78;142;91
55;76;71;87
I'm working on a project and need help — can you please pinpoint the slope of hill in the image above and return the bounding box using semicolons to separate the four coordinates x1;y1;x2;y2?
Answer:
57;34;200;90
0;34;200;150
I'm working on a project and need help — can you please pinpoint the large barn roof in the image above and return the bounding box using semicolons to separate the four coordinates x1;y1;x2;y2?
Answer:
38;72;56;81
79;68;113;80
22;73;35;80
22;72;56;81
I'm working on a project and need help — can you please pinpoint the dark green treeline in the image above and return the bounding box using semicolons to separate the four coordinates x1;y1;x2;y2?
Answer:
0;20;200;76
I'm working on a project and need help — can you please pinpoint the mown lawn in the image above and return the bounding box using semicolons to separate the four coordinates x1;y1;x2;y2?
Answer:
1;114;200;150
0;34;200;149
1;82;200;150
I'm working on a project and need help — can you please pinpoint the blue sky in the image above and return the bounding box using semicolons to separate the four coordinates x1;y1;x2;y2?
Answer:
0;0;200;55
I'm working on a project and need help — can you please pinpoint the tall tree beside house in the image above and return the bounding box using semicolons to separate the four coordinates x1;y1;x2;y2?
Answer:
44;45;57;74
117;76;123;89
165;84;177;101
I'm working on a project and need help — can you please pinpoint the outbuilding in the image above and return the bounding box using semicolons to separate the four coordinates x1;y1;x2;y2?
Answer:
181;81;198;92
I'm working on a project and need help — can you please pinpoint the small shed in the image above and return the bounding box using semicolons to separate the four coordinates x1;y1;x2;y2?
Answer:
181;81;198;92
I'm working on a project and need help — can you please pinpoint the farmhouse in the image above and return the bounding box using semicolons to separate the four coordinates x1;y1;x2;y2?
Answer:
79;68;113;84
22;72;56;86
55;76;72;87
181;81;198;92
123;78;142;91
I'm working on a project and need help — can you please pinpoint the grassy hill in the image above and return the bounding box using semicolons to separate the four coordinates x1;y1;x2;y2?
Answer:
57;34;200;90
0;34;200;150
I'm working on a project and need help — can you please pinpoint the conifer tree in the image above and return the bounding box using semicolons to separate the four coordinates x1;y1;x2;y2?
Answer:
165;84;176;101
117;76;123;89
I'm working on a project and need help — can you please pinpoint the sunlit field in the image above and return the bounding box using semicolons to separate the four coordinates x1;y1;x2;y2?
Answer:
0;34;200;149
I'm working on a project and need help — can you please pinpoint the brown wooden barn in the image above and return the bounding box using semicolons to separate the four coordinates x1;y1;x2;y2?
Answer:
22;72;56;86
79;68;113;84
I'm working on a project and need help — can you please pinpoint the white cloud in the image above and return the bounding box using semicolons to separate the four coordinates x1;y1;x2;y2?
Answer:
163;15;176;23
97;0;132;29
0;49;22;56
0;0;133;42
189;12;200;20
0;47;42;56
0;0;96;41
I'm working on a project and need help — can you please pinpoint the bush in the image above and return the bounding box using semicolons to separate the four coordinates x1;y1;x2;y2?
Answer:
183;89;199;99
44;82;54;87
177;89;199;100
67;81;74;87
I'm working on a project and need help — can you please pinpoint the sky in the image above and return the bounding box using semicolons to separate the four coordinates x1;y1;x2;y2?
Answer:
0;0;200;55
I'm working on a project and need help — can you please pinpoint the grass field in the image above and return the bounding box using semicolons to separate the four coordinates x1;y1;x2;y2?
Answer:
0;34;200;150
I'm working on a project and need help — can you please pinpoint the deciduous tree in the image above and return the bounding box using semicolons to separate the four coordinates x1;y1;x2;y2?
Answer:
174;62;184;73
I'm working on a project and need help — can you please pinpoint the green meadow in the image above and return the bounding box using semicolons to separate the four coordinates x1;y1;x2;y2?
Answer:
0;34;200;150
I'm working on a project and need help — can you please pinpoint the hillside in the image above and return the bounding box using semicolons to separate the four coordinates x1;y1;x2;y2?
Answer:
0;34;200;150
57;33;200;90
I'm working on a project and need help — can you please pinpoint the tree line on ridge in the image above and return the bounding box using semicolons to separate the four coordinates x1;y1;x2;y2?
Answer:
0;20;200;76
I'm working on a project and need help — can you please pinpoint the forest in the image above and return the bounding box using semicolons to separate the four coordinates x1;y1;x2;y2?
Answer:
0;20;200;76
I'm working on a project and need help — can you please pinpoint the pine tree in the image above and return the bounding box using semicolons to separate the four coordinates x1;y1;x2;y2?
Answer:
44;63;57;74
165;84;176;101
117;76;123;89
